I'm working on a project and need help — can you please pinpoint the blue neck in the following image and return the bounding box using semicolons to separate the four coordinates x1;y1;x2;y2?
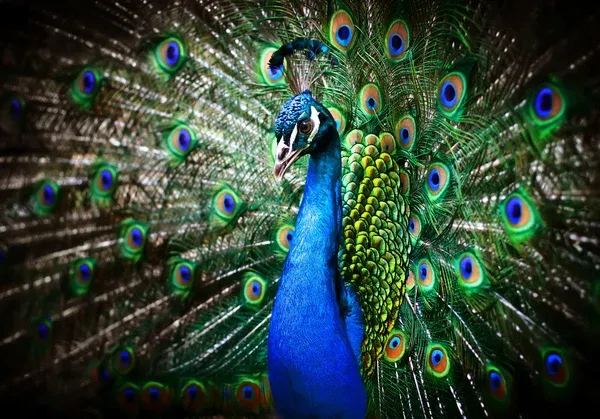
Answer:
267;131;367;418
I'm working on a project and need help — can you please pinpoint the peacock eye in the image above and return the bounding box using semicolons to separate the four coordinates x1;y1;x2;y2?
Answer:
298;119;312;134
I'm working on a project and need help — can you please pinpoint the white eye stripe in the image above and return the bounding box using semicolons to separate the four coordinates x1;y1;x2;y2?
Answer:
288;124;299;148
307;106;320;143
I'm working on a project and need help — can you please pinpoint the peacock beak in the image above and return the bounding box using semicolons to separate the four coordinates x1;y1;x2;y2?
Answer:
273;141;309;182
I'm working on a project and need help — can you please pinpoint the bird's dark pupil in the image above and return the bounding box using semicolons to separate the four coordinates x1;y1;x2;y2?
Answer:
431;172;440;186
243;387;253;399
101;171;112;189
187;387;198;400
43;185;54;203
391;34;403;50
149;388;160;402
540;91;552;112
444;84;456;102
338;25;350;41
367;97;376;109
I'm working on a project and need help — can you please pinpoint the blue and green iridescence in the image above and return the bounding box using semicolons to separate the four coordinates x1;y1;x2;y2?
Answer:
455;251;486;290
70;67;102;109
438;72;467;120
210;185;244;228
528;83;567;142
168;258;197;297
500;190;544;244
259;47;286;86
426;343;450;378
111;346;136;376
69;257;96;296
90;163;118;206
163;123;198;164
118;219;148;262
242;272;268;306
153;37;186;75
30;179;60;216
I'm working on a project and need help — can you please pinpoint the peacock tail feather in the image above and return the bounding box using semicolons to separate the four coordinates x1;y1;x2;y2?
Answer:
1;0;599;417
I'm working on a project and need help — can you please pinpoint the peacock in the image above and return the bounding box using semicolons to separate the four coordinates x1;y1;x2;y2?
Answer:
1;0;600;417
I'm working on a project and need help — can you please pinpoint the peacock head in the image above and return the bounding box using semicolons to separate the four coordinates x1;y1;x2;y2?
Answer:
273;91;336;180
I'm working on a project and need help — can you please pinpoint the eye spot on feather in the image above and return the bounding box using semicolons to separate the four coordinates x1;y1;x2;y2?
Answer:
327;106;346;135
163;124;197;163
236;380;262;411
543;350;569;386
456;252;484;288
119;220;148;261
32;317;53;349
426;344;450;378
500;191;543;243
154;37;185;74
112;347;135;375
379;132;396;153
396;115;416;151
71;67;102;108
31;179;59;216
384;330;407;362
345;129;364;148
425;163;449;200
406;268;415;290
90;163;118;205
243;274;267;305
276;225;295;252
417;259;434;291
359;84;382;116
181;380;206;412
141;382;170;413
116;383;140;414
70;258;95;296
486;366;507;401
330;10;355;51
259;47;285;85
399;169;410;194
438;72;466;118
168;259;196;297
212;186;243;226
386;20;410;61
408;214;421;244
533;85;564;122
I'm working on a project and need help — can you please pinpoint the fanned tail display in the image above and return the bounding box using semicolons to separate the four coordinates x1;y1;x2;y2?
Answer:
1;0;599;417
